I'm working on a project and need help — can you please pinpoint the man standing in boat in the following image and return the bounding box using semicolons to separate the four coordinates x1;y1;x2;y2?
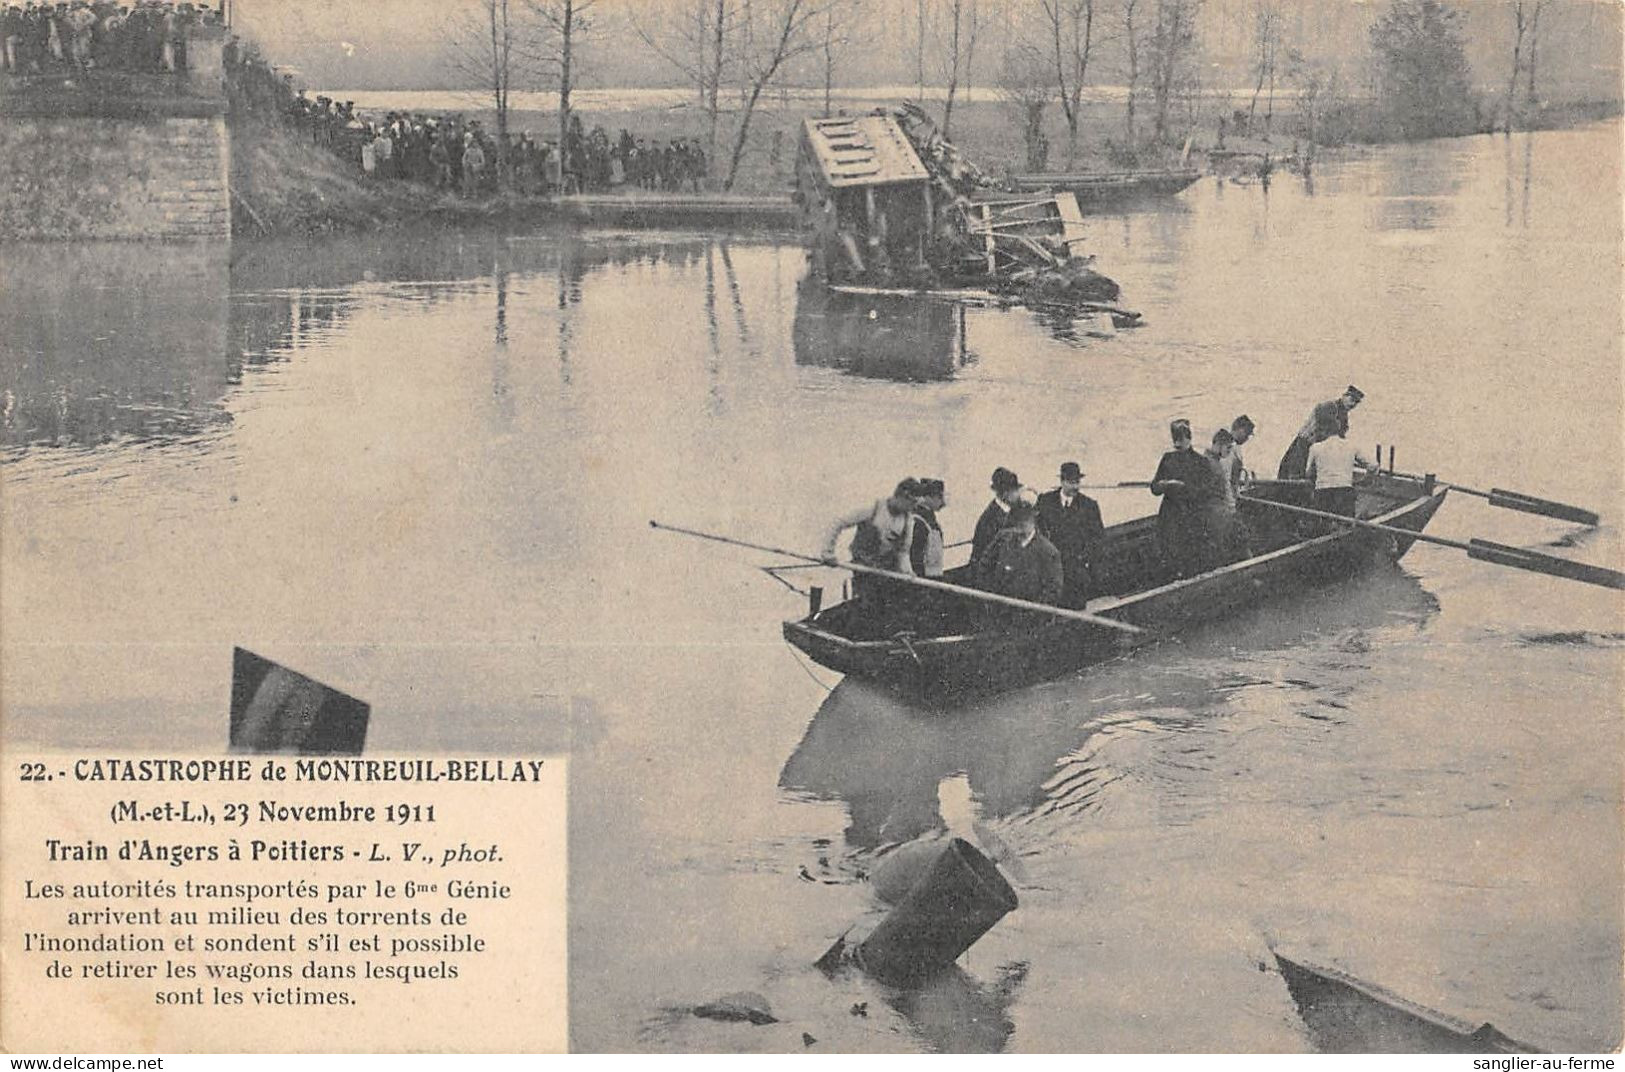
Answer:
977;502;1063;622
1036;461;1106;608
970;467;1022;569
820;479;922;604
1278;386;1363;480
1228;415;1256;490
1307;425;1376;523
907;479;947;580
1150;418;1222;578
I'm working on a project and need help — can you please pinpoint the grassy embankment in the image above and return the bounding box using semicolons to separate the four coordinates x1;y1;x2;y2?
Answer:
231;93;1621;235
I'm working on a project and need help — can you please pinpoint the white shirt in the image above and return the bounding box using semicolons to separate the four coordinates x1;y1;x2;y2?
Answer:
1307;437;1374;489
821;499;914;571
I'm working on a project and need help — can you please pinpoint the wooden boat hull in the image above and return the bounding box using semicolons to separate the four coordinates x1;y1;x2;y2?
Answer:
783;476;1447;699
1010;168;1202;204
1274;950;1541;1054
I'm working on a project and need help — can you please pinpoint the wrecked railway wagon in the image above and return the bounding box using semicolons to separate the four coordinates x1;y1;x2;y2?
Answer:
796;114;935;283
795;108;1123;307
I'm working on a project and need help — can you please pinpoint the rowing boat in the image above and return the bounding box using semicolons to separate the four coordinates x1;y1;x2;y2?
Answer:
782;471;1448;699
1009;167;1203;204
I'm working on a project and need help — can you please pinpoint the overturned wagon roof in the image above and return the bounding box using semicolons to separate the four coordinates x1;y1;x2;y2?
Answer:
800;115;929;189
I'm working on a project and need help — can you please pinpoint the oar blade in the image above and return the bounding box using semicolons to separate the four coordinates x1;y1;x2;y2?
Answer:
1467;539;1625;590
1487;489;1600;527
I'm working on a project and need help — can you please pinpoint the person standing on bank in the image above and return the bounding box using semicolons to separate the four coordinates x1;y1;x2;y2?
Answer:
1151;419;1221;579
1307;425;1375;522
1278;386;1363;480
971;467;1022;569
1036;461;1106;608
977;502;1063;624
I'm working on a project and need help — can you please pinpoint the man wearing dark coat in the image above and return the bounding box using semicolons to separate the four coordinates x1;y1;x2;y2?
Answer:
977;502;1063;626
1150;418;1221;579
1036;460;1106;607
970;466;1021;569
1278;385;1363;480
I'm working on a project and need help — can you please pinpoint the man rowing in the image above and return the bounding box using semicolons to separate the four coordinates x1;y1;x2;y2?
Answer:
1307;424;1375;522
1278;386;1363;481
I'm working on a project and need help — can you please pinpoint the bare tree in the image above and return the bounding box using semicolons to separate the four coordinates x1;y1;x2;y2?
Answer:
1524;0;1546;118
525;0;594;188
1285;46;1343;155
997;43;1052;170
724;0;830;190
936;0;982;138
819;1;857;116
1119;0;1143;141
1246;0;1282;136
916;0;928;95
1038;0;1096;164
444;0;534;186
1148;0;1200;144
632;0;737;158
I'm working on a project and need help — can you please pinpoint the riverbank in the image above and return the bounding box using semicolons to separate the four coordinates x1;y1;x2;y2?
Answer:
230;121;797;237
231;94;1621;237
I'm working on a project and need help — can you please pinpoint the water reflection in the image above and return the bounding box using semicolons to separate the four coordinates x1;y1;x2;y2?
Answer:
1;243;234;449
885;962;1028;1053
792;279;968;382
780;566;1440;851
1369;143;1469;232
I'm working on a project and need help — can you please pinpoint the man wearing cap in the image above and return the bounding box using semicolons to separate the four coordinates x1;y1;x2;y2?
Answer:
970;467;1022;569
1036;461;1106;607
977;502;1063;618
907;478;947;580
1151;418;1221;579
1278;386;1363;481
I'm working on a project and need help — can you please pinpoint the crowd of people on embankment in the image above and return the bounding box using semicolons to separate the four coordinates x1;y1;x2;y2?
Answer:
225;42;710;200
1;0;222;75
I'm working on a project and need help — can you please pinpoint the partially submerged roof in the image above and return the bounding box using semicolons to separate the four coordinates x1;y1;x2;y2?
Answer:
800;115;929;189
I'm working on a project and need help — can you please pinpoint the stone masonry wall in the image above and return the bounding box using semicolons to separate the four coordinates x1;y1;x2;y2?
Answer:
0;112;231;241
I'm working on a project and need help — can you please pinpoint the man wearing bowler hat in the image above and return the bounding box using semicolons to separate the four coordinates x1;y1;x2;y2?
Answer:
970;466;1022;570
1036;461;1106;607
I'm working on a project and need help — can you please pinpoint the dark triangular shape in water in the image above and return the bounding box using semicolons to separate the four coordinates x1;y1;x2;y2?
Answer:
229;647;369;755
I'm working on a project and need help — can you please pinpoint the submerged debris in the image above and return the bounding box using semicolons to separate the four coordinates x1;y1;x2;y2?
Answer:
796;104;1125;314
691;991;778;1026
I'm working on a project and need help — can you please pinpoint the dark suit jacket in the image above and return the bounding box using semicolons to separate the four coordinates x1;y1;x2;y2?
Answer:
1035;489;1105;567
977;530;1064;605
970;499;1010;566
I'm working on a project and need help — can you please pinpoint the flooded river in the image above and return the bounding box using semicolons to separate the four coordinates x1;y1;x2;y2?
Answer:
3;122;1621;1052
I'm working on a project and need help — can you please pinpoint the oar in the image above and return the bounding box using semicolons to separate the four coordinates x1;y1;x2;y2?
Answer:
1077;479;1311;491
1244;497;1625;590
1389;470;1599;526
649;520;1147;635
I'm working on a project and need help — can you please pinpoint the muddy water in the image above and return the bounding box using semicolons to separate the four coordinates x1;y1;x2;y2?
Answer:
2;123;1620;1052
